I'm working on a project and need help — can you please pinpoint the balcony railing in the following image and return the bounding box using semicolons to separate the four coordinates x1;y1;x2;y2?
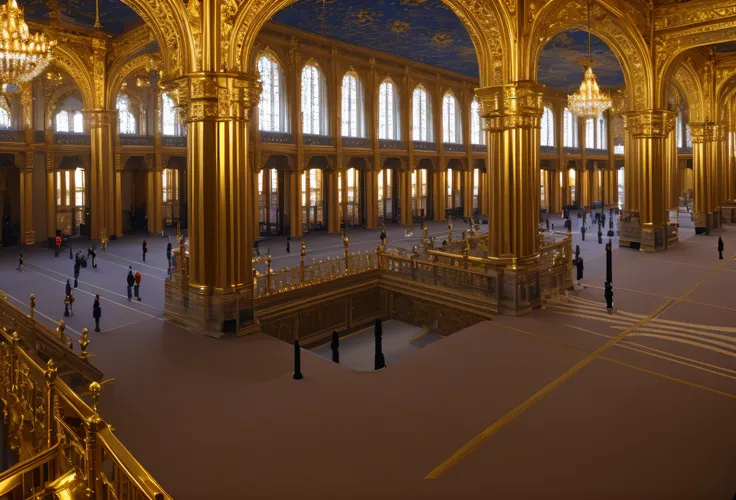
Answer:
379;139;405;150
35;130;45;143
0;130;24;142
585;148;608;156
413;140;436;151
563;146;581;155
303;134;333;146
261;131;293;144
472;144;487;153
540;145;556;155
678;146;693;155
54;133;90;146
342;136;371;148
162;135;187;148
443;142;465;153
120;135;154;146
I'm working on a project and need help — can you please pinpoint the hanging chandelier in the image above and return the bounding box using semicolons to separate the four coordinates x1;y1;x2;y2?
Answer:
0;0;56;84
567;0;611;119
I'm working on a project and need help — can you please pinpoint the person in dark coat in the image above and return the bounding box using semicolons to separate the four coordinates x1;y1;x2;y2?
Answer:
88;247;97;269
718;236;724;260
126;266;135;301
545;218;550;232
69;238;73;259
581;224;586;241
17;252;23;271
142;240;148;263
286;236;291;254
330;331;339;364
65;279;72;298
166;241;173;268
604;281;614;313
93;295;102;332
73;261;80;288
575;256;584;281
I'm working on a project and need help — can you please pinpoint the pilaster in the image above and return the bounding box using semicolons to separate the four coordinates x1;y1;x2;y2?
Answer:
691;122;718;234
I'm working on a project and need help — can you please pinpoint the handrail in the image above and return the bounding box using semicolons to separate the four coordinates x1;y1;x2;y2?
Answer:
0;442;60;495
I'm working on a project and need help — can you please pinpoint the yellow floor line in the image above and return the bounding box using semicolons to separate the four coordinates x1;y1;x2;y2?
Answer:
627;333;736;358
639;324;736;345
616;341;736;377
581;283;678;300
649;317;736;333
564;324;616;339
555;300;645;319
425;299;672;480
544;309;636;326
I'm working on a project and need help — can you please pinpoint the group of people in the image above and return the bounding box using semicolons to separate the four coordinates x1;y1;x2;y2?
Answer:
127;266;143;302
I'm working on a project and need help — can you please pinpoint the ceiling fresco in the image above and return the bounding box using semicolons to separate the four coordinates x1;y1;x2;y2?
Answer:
538;30;625;92
19;0;140;34
272;0;479;78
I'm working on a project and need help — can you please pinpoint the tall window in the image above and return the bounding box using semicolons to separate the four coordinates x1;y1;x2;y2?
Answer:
117;93;136;135
676;112;683;148
163;168;179;203
471;99;485;145
341;72;364;137
55;110;83;133
442;92;461;144
257;54;284;132
74;168;85;207
302;64;327;135
541;106;554;147
378;80;400;140
0;107;10;129
563;108;578;148
162;93;181;136
584;114;607;149
412;85;431;142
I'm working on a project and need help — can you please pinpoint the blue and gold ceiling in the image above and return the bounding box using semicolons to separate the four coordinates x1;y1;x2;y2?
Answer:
19;0;140;34
272;0;479;78
538;31;625;91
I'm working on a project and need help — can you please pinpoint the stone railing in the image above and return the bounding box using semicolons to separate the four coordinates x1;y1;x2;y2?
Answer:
563;146;581;155
0;130;24;142
54;133;90;146
472;144;487;153
443;142;465;153
261;131;293;144
379;139;405;150
120;135;154;146
162;135;187;148
303;134;333;146
342;136;371;148
540;145;556;155
585;148;608;156
0;327;172;499
413;140;436;151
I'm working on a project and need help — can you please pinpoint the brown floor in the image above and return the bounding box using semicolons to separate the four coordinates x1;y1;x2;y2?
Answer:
5;220;736;499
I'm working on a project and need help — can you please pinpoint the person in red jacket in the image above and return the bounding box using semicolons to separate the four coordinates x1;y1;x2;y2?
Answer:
55;235;62;257
134;271;142;301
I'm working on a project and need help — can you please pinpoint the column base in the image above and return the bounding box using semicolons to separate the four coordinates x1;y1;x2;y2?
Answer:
497;263;541;315
164;261;260;338
639;224;668;253
694;212;711;235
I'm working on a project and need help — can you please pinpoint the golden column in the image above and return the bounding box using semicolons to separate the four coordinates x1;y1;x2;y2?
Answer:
717;125;728;216
462;168;473;218
479;169;489;215
287;168;302;238
478;82;543;264
628;110;673;251
623;116;638;212
664;117;679;224
399;168;412;227
364;167;378;228
433;167;446;221
87;110;116;240
146;155;163;235
20;82;34;244
690;122;717;234
327;167;341;233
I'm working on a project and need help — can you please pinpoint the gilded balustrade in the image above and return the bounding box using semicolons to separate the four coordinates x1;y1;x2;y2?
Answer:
0;327;171;499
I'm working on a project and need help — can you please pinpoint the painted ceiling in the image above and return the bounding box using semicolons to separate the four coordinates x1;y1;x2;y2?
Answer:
272;0;479;78
538;31;625;92
19;0;140;34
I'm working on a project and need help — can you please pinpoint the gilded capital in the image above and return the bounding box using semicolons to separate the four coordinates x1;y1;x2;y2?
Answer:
626;110;675;138
475;82;544;131
689;122;720;143
179;72;262;123
84;110;116;129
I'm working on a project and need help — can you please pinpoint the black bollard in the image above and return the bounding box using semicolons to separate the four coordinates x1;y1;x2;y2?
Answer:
330;331;340;364
374;318;386;370
293;340;303;380
581;226;586;241
606;240;613;284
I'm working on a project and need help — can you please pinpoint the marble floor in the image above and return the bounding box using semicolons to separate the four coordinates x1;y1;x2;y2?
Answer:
1;212;735;499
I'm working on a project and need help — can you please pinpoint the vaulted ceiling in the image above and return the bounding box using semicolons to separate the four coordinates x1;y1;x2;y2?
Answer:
272;0;479;78
538;30;625;92
19;0;140;34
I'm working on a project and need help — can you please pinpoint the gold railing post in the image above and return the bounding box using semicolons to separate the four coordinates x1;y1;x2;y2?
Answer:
343;230;350;274
29;293;35;320
44;360;57;448
56;319;65;343
85;381;103;499
266;253;272;294
300;237;306;283
79;328;89;359
447;216;453;243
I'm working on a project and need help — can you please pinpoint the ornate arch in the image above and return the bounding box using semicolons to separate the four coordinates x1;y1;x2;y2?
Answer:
117;0;196;78
51;46;94;109
527;0;652;111
107;54;162;109
228;0;512;87
671;59;704;123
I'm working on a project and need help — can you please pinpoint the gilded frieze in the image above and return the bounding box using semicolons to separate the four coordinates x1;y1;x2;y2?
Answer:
626;110;675;137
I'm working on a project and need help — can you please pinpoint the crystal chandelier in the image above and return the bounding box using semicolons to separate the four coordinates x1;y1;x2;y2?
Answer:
567;0;611;119
0;0;56;84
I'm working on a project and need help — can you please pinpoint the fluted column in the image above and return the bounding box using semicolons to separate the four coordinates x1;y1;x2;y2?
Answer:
664;123;678;221
399;168;412;226
691;122;717;234
479;170;489;215
462;169;473;218
365;168;378;228
87;110;116;240
433;168;446;220
327;168;341;233
623;116;638;212
628;110;673;251
146;157;163;235
478;82;543;262
287;169;302;237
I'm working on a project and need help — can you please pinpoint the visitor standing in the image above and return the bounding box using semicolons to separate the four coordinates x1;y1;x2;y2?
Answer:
93;295;102;332
126;267;135;301
17;252;23;271
88;247;97;269
718;236;724;260
134;271;142;301
142;240;148;263
55;235;61;257
166;241;172;268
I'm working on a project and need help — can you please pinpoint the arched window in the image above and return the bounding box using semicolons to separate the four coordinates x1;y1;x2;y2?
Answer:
257;54;286;132
301;63;328;135
117;93;136;135
55;110;69;133
541;106;554;147
72;112;83;133
563;108;578;148
442;91;461;144
412;85;432;142
341;72;365;138
0;107;10;129
676;111;683;148
471;99;485;145
162;93;181;136
378;79;400;140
